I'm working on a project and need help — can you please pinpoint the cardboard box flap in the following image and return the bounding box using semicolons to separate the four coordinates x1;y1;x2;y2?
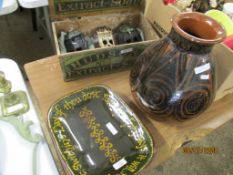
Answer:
49;0;145;20
214;44;233;101
144;0;179;36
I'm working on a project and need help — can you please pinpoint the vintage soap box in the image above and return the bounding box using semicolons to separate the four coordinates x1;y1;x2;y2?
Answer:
49;0;159;81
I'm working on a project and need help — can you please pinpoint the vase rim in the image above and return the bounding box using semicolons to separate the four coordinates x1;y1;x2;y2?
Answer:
172;12;226;45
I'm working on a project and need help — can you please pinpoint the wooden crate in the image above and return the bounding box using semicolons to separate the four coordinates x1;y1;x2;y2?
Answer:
145;0;233;101
49;0;159;81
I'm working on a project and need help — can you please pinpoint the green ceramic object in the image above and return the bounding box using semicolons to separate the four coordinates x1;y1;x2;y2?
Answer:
48;85;153;175
0;71;12;94
206;10;233;36
0;91;30;117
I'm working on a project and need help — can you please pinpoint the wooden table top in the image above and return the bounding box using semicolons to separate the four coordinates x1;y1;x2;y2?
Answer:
25;55;233;174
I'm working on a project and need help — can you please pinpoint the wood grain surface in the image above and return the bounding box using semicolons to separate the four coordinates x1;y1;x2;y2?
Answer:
25;55;233;174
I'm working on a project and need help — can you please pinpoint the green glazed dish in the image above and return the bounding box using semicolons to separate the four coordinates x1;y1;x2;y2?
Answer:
206;10;233;36
48;85;153;175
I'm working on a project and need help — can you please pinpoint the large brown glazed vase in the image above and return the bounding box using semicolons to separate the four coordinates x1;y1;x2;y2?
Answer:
130;12;226;120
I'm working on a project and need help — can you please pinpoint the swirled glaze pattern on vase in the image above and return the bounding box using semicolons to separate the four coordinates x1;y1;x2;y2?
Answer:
130;12;226;120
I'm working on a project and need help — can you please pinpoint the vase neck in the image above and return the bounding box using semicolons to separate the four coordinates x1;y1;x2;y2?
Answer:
168;29;213;54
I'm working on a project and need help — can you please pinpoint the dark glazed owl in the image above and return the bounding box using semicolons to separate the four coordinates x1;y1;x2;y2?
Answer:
130;12;226;120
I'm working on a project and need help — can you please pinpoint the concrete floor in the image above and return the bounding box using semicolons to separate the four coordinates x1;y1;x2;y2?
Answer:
148;120;233;175
0;9;233;175
0;9;53;66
